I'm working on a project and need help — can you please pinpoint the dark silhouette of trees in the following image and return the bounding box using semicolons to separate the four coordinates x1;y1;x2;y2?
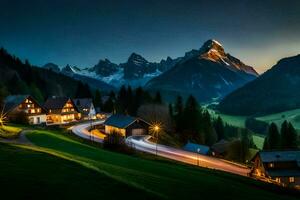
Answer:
102;91;116;113
202;110;217;146
264;121;298;150
75;82;92;98
174;96;184;133
154;91;162;104
263;123;280;150
93;89;103;109
214;116;225;141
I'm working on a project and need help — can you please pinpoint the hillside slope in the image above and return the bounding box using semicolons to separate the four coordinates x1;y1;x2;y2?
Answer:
16;129;299;200
218;54;300;115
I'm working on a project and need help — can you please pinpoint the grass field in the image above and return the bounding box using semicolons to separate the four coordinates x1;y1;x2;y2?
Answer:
0;143;154;200
252;134;265;150
16;129;298;200
256;108;300;131
208;109;248;128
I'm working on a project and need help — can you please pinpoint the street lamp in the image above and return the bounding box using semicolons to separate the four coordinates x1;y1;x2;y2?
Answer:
90;115;94;142
150;123;161;156
0;108;7;128
154;125;160;156
197;148;201;166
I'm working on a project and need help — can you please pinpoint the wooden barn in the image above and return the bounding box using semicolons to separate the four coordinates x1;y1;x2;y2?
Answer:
44;97;80;124
250;151;300;188
4;95;47;124
104;114;150;137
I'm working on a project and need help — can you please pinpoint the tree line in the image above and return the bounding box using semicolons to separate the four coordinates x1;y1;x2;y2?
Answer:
263;121;298;150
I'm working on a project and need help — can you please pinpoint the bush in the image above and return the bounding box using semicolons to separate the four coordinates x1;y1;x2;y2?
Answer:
103;131;134;154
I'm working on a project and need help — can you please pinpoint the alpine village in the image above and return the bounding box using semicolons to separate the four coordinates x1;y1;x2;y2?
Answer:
0;1;300;200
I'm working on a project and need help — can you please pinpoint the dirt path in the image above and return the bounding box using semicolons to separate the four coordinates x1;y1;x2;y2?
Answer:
0;130;33;145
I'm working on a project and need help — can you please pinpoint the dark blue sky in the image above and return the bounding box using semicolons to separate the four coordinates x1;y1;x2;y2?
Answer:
1;0;300;73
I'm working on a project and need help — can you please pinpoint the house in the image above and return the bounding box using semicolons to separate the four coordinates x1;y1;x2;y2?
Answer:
3;95;46;124
183;142;210;155
104;114;149;137
73;98;96;120
211;139;231;157
250;151;300;187
44;97;80;124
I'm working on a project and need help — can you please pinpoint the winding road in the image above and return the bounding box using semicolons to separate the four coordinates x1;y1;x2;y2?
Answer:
71;120;250;176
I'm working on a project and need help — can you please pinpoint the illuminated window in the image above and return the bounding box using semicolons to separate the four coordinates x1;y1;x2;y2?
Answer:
31;109;36;114
289;177;295;183
275;178;281;183
269;163;274;168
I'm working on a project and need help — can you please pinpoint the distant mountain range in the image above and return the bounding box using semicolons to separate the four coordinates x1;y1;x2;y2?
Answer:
43;39;258;102
218;54;300;115
146;39;258;101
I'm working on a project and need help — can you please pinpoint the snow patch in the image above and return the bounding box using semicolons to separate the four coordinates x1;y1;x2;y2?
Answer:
212;39;222;46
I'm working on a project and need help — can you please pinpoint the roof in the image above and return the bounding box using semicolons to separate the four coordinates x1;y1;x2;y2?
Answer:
267;169;300;177
44;97;79;112
255;151;300;178
4;95;29;113
104;114;140;129
73;98;93;112
183;142;210;155
258;151;300;164
211;139;230;154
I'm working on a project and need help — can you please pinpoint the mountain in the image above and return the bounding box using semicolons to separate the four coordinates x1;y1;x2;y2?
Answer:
146;39;258;102
43;63;60;73
45;64;115;91
59;53;171;88
89;59;119;77
218;54;300;115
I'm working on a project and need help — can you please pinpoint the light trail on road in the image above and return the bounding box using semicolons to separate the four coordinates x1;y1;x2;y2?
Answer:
71;121;251;177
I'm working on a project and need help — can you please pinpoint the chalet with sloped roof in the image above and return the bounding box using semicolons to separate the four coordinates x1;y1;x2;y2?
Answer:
251;151;300;187
44;97;80;124
73;98;96;120
4;95;47;124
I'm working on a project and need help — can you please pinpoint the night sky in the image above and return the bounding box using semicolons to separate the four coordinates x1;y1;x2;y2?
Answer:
1;0;300;73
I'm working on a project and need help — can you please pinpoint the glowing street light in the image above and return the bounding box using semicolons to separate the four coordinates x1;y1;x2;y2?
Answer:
0;106;7;128
150;122;162;156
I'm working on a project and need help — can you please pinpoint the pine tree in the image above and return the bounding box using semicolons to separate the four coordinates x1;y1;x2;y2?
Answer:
75;82;92;98
214;116;225;141
102;91;116;113
127;86;134;115
202;110;217;146
263;137;270;150
287;122;298;149
154;91;162;104
281;120;289;149
267;123;280;149
93;89;102;109
132;87;144;115
174;96;184;132
183;95;202;142
240;131;251;162
116;85;127;114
